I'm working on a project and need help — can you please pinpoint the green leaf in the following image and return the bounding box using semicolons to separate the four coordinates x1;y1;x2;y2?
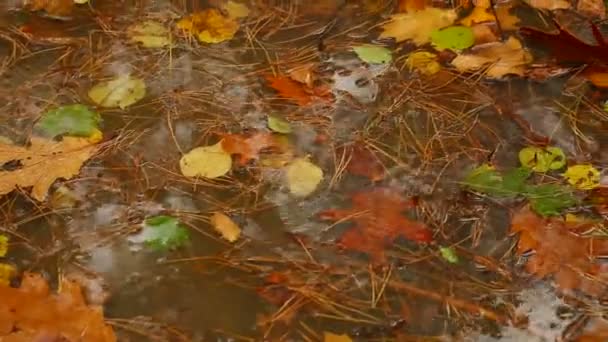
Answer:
501;167;532;194
139;215;190;250
430;26;474;51
518;146;566;172
353;45;392;64
439;246;459;263
34;104;101;138
524;184;577;217
267;115;292;134
462;164;507;196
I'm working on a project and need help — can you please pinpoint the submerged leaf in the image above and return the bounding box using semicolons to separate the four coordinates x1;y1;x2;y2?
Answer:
563;164;600;190
221;131;283;165
88;75;146;109
519;146;566;172
379;8;457;45
223;1;250;19
267;116;292;134
405;51;441;75
180;141;232;179
127;21;171;48
266;75;331;106
526;184;577;216
460;0;495;26
451;36;532;78
35;104;101;138
0;263;15;286
324;332;353;342
135;215;190;250
210;212;241;242
439;246;459;263
177;9;239;43
430;26;475;51
286;158;323;197
0;235;7;257
353;45;392;64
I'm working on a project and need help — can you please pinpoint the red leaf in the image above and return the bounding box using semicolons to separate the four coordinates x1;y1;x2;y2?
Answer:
221;132;282;165
266;75;332;106
340;143;385;181
318;188;433;262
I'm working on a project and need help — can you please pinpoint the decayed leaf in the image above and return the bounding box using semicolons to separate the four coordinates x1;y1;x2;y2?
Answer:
285;158;323;197
324;332;353;342
318;188;433;261
210;212;241;242
34;104;101;139
25;0;74;17
353;45;392;64
0;272;116;341
176;9;239;43
524;0;570;10
266;75;331;106
221;131;282;165
88;75;146;109
405;51;441;75
288;62;316;88
471;23;499;44
450;36;532;78
379;8;457;45
0;137;98;201
430;26;475;51
563;164;600;190
577;0;606;19
341;143;385;181
460;0;495;26
511;207;608;295
519;146;566;172
180;141;232;179
127;21;171;48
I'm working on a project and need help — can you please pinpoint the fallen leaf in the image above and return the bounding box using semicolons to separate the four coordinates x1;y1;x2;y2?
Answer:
267;115;292;134
180;141;232;179
341;143;385;181
266;75;331;106
0;272;116;341
462;164;531;197
439;246;459;263
584;68;608;87
221;131;282;165
430;25;475;51
525;183;578;216
450;36;532;78
286;158;323;197
519;146;566;172
577;0;606;19
511;207;608;295
0;137;98;201
129;215;190;250
495;4;520;31
404;51;441;75
127;21;171;48
210;212;241;242
471;23;499;44
324;332;353;342
524;0;571;10
25;0;74;17
288;63;316;87
0;235;7;258
379;8;457;45
50;185;79;209
88;74;146;109
222;0;250;19
0;263;15;286
34;104;101;139
398;0;425;12
177;9;239;43
564;164;600;190
353;45;392;64
460;0;495;26
318;188;433;261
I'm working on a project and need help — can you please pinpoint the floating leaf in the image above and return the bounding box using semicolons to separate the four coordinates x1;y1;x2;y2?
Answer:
451;36;532;78
460;0;495;26
286;158;323;197
267;116;292;134
0;263;15;286
210;212;241;242
379;8;457;45
177;9;239;43
352;45;392;64
180;141;232;179
405;51;441;75
134;215;190;250
430;26;475;51
342;143;385;181
0;137;98;201
324;332;353;342
564;164;600;190
34;104;101;139
526;184;577;216
88;74;146;109
439;246;459;263
0;235;7;257
127;21;171;48
519;146;566;172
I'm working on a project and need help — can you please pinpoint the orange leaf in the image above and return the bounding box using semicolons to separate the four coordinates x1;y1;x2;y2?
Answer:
221;132;282;165
584;67;608;87
340;143;385;181
25;0;74;17
398;0;425;12
288;63;316;88
266;75;332;106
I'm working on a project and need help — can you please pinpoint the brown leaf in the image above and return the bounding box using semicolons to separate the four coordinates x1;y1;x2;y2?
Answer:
0;137;98;201
266;75;332;106
451;36;532;78
318;188;432;262
525;0;570;10
288;63;316;88
24;0;73;17
577;0;606;19
340;143;385;181
511;207;608;295
398;0;426;12
471;23;499;44
495;4;521;31
221;131;282;165
0;272;116;341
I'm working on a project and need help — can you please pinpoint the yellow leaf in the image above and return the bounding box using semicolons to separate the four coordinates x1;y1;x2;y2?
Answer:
525;0;570;10
210;212;241;242
460;0;495;26
286;158;323;197
0;137;98;201
495;5;520;31
177;9;239;43
379;8;457;45
127;21;171;48
180;141;232;179
0;235;7;257
450;36;532;78
0;263;15;286
223;1;249;18
405;51;441;75
88;75;146;109
563;164;600;190
324;332;353;342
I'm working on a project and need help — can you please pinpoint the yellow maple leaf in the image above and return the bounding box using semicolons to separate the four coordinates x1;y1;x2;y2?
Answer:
379;7;457;45
177;9;239;43
0;137;98;201
460;0;495;26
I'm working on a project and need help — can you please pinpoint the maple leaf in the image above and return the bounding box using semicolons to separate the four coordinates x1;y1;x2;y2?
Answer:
339;143;385;181
266;75;331;106
221;132;283;165
318;188;433;262
379;8;457;45
0;272;116;341
451;36;532;78
511;207;608;296
0;137;98;201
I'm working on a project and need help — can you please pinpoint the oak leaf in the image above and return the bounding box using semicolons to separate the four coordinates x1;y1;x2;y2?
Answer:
511;208;608;295
0;272;116;341
318;188;433;262
0;137;98;201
